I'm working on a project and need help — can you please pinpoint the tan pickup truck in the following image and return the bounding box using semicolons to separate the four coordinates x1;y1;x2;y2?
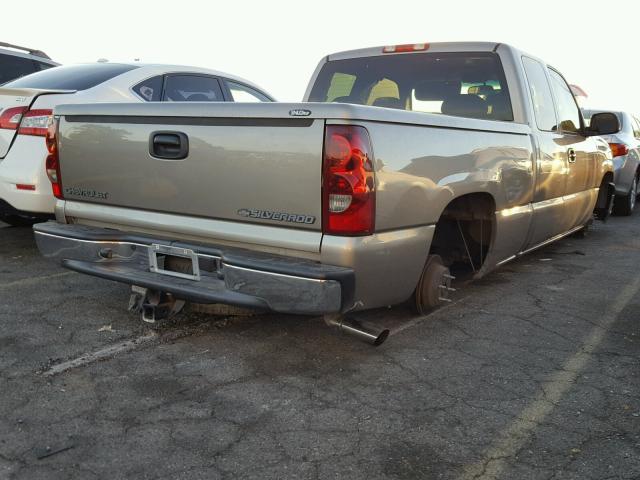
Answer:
34;42;619;344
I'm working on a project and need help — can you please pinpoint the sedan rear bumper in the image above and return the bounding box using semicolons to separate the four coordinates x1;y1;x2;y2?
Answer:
0;135;54;214
33;222;354;315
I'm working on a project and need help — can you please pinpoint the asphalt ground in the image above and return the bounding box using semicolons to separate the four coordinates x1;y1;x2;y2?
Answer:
0;215;638;480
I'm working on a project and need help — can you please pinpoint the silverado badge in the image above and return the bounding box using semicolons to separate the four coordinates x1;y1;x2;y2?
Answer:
237;208;315;225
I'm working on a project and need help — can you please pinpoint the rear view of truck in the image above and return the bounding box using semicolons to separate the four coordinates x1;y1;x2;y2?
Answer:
35;42;550;344
36;100;387;321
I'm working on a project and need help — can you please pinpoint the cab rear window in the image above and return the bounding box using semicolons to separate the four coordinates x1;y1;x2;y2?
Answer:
309;52;513;121
4;63;139;91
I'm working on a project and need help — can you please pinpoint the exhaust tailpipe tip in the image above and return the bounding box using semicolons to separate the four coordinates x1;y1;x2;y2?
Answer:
372;328;390;346
325;315;390;346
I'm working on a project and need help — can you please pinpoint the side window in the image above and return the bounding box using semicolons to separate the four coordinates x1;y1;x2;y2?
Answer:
163;75;223;102
35;61;55;72
522;57;557;131
547;68;581;134
225;81;271;102
132;75;163;102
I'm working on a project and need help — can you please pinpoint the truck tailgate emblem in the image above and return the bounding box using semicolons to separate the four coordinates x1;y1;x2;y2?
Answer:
289;109;311;117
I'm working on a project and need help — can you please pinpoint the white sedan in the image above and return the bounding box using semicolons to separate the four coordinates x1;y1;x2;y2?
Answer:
0;63;274;225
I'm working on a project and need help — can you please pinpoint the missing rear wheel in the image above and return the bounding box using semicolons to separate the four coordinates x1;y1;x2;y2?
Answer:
413;254;454;314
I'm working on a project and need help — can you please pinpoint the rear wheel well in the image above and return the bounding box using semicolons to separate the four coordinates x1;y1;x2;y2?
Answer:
428;193;495;279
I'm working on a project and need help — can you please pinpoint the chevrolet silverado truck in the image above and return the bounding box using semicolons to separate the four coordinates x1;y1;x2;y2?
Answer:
34;42;619;345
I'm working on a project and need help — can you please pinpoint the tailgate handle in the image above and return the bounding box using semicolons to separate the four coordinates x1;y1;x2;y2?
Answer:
149;131;189;160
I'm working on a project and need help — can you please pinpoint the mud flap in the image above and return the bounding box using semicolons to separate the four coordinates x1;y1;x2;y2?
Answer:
594;182;615;222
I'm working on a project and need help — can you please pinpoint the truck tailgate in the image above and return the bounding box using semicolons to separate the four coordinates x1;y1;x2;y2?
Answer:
56;103;324;231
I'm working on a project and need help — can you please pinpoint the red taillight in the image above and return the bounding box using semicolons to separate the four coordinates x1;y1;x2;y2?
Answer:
0;106;28;130
322;125;375;235
18;109;53;136
45;117;63;199
609;143;629;157
382;43;429;53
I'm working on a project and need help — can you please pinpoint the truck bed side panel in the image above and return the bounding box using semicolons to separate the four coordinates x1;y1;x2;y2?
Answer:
319;120;535;306
352;120;535;230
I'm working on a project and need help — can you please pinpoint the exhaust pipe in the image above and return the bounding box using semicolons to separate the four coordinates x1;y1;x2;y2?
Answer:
325;315;390;346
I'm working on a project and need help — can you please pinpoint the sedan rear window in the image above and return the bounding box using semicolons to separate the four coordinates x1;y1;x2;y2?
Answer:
4;63;139;91
309;52;513;121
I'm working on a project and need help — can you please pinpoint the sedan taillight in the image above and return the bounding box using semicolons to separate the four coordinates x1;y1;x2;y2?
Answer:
609;143;629;157
45;117;63;199
18;109;53;136
0;106;28;130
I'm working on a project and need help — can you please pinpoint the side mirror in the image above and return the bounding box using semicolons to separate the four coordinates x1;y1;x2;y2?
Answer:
585;112;620;136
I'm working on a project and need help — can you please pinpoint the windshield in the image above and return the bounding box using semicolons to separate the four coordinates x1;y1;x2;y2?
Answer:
308;51;513;121
4;63;139;90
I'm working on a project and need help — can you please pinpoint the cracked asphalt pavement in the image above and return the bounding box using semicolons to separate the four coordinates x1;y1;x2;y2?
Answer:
0;216;639;480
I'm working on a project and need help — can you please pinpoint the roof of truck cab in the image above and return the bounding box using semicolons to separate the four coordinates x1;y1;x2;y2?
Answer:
325;42;551;75
327;42;513;61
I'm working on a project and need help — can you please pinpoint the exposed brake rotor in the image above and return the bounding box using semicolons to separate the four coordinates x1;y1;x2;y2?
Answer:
414;254;455;315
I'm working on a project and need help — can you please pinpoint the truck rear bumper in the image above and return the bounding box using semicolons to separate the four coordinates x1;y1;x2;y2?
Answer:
33;222;354;315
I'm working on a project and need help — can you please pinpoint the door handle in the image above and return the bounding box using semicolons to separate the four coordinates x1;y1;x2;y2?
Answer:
149;131;189;160
567;148;577;163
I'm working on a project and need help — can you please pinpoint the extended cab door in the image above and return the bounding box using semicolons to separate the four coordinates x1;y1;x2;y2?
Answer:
521;57;572;248
546;68;597;229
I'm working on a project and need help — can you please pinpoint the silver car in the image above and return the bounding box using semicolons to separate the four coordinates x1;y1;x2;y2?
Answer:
583;109;640;215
